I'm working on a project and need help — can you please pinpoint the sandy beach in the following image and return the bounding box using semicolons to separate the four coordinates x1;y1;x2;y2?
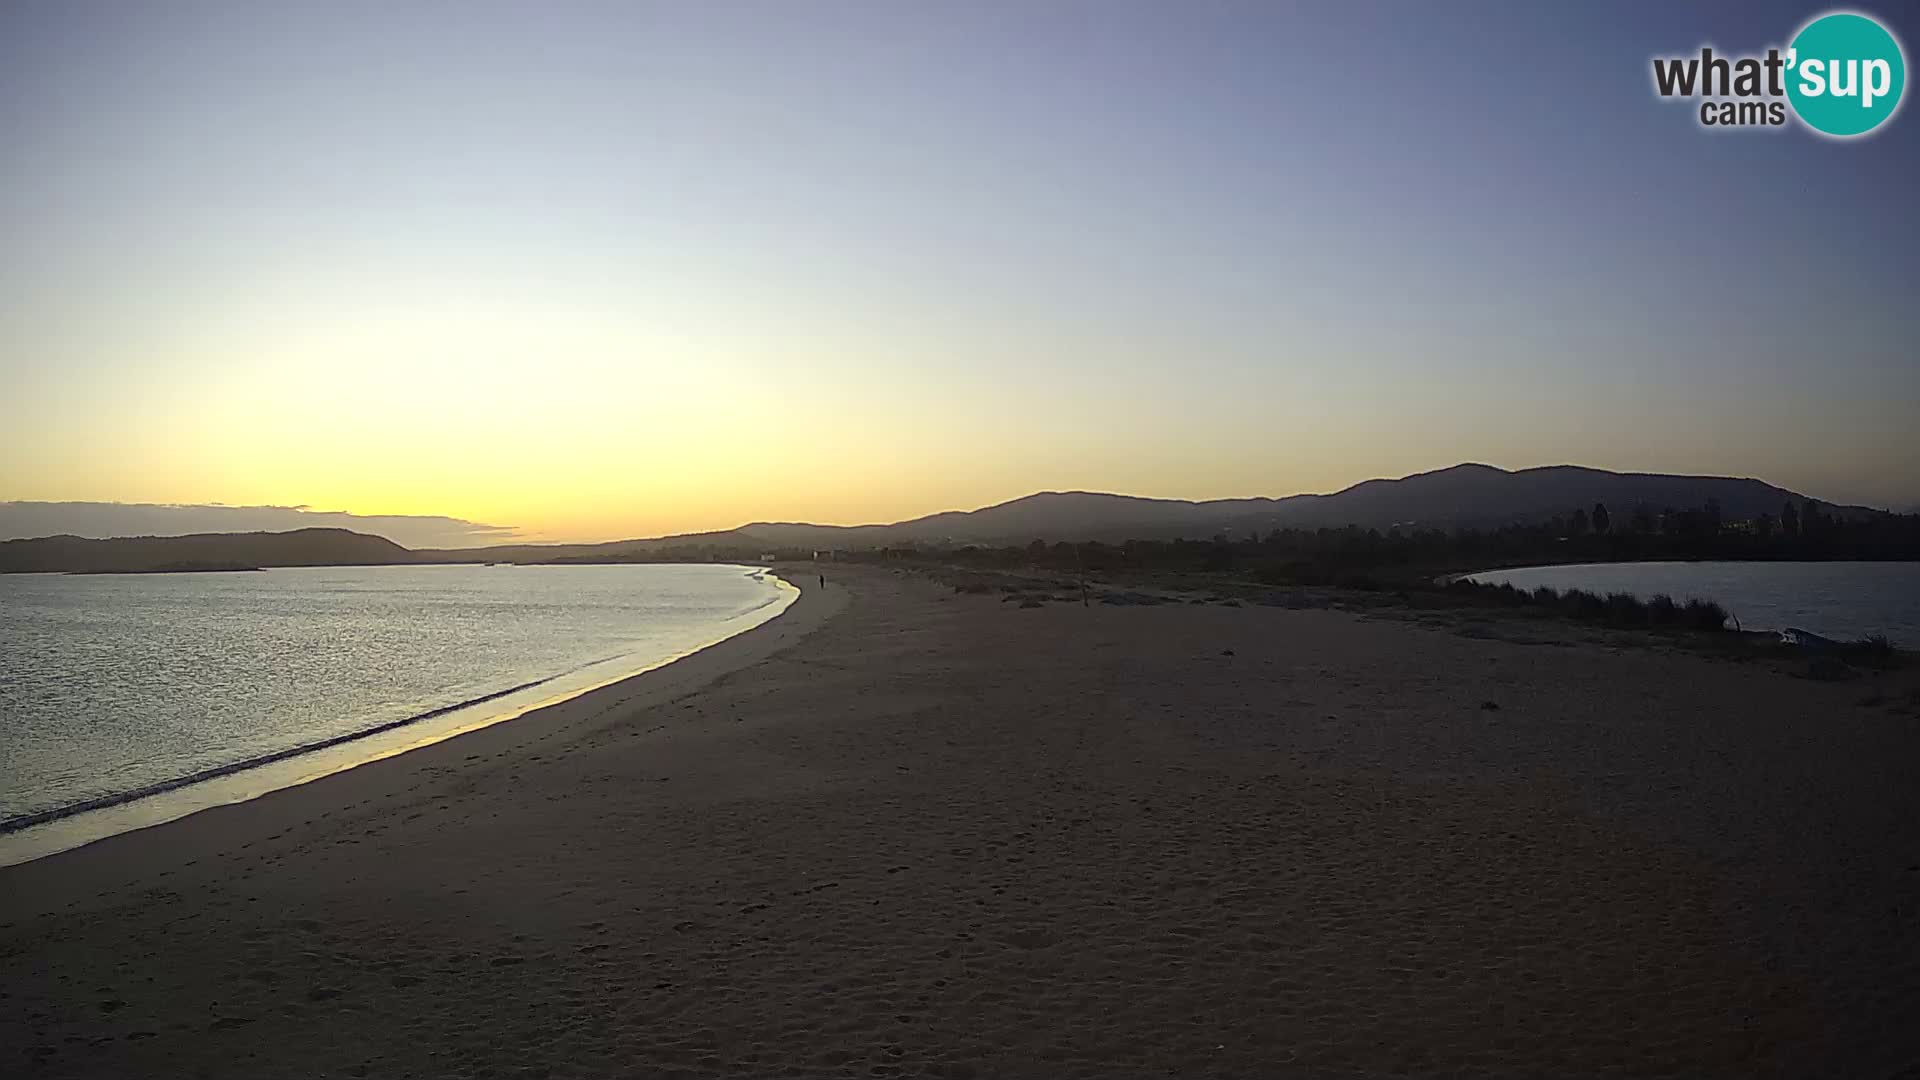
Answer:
4;566;1918;1078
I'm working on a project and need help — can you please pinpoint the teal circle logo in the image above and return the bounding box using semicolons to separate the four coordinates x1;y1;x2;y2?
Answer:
1787;12;1906;137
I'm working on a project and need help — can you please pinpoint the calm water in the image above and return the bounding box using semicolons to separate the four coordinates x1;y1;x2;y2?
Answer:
0;564;793;849
1465;561;1920;645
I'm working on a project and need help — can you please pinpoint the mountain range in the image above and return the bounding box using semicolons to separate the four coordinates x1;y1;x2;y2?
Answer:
539;463;1878;557
0;464;1883;573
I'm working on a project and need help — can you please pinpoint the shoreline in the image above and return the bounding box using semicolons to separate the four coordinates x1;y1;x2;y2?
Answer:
1451;559;1917;646
0;567;835;875
6;565;1917;1076
0;672;564;837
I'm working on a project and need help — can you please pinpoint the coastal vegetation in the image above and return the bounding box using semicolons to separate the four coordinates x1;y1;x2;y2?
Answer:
848;501;1919;671
858;498;1920;586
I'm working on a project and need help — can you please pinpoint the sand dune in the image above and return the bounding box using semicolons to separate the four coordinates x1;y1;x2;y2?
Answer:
4;567;1918;1077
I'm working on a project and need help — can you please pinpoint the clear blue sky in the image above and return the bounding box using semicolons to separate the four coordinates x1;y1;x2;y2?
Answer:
2;1;1915;539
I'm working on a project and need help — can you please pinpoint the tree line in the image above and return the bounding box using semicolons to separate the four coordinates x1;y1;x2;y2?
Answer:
840;499;1920;587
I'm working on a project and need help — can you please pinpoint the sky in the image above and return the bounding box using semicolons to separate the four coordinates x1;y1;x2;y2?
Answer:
2;1;1916;543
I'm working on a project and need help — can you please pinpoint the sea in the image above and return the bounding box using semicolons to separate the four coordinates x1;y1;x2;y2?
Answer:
0;563;794;864
1463;561;1920;645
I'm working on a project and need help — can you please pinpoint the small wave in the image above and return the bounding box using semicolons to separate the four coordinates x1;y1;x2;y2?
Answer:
0;673;565;835
2;572;800;839
735;593;784;618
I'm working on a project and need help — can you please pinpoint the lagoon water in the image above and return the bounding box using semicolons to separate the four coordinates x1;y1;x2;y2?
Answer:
1465;561;1920;645
0;563;793;853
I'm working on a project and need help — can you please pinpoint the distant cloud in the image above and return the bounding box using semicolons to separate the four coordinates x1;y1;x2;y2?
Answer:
0;502;521;549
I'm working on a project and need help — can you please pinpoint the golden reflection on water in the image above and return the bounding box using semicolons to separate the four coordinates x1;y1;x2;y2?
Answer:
0;575;797;868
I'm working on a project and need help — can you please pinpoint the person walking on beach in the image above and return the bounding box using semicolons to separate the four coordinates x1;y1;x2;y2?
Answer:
819;573;825;590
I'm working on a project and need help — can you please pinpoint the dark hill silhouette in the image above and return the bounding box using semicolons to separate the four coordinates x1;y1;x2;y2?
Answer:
1249;463;1855;533
0;465;1885;572
738;491;1230;549
735;464;1877;548
0;528;413;575
406;530;754;565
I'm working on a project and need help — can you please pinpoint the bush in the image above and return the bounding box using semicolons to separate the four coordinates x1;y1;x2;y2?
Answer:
1646;594;1680;624
1430;579;1730;636
1681;598;1729;630
1604;591;1646;626
1560;588;1607;619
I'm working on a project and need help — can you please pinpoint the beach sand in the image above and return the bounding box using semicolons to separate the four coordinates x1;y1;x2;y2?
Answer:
4;566;1918;1078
